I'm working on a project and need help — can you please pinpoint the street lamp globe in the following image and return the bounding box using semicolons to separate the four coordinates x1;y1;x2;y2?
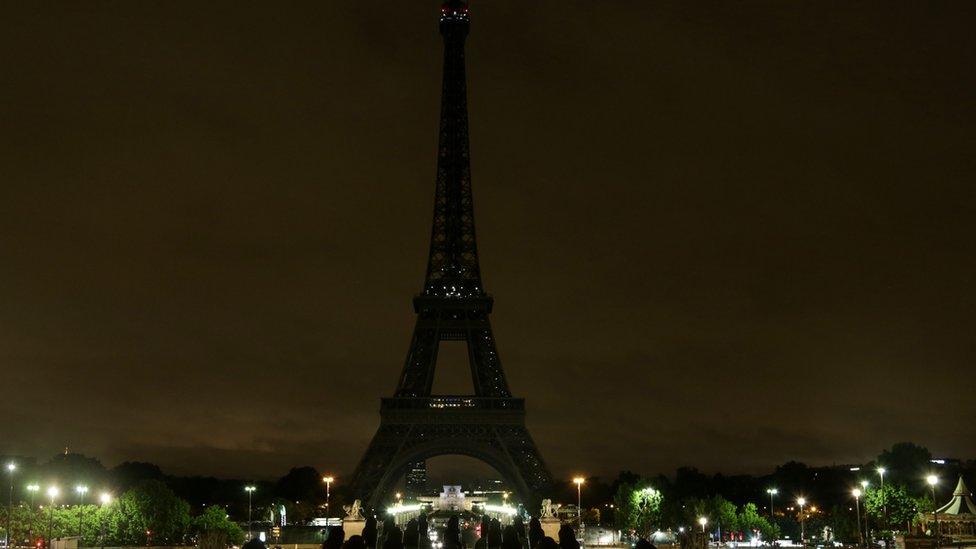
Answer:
47;486;59;499
6;463;16;473
99;493;112;505
76;485;89;495
852;489;862;498
797;497;806;506
927;475;939;486
860;480;869;489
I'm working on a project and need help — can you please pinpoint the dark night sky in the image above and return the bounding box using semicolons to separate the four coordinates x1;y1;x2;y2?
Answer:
2;2;975;482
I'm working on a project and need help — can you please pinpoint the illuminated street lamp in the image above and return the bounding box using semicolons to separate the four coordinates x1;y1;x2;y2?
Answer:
99;493;113;546
852;489;864;547
766;488;778;517
27;484;40;544
47;487;60;549
6;463;16;548
698;517;708;534
926;475;940;548
796;498;807;547
245;486;257;540
573;477;585;529
322;476;334;513
877;467;888;535
76;485;89;538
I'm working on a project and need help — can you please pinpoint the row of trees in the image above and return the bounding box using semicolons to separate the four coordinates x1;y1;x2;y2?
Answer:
610;476;940;545
0;480;243;547
612;479;780;542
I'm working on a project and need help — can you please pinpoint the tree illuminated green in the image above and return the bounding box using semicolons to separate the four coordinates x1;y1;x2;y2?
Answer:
613;481;663;538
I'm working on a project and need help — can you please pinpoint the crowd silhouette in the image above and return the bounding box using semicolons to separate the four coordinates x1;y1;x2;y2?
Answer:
305;511;593;549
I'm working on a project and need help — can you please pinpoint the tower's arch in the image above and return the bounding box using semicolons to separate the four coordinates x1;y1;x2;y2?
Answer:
368;439;534;509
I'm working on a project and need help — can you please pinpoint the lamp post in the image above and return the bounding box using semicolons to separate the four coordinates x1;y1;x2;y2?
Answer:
98;493;112;549
76;485;89;539
573;477;585;530
245;486;256;540
877;467;890;545
322;477;334;515
766;488;778;518
6;462;16;548
926;475;939;548
796;498;807;548
853;489;864;547
698;517;708;534
28;484;40;545
47;487;60;549
860;481;870;545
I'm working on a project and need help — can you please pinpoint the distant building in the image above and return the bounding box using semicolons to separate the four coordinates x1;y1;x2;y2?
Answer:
406;461;428;496
419;485;487;513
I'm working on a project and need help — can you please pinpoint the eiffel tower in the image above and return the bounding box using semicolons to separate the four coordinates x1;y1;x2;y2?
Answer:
349;0;553;509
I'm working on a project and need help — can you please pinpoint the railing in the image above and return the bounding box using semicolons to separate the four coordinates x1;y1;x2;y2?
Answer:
381;397;524;411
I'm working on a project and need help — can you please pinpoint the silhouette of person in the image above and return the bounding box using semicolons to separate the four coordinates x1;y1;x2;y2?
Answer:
244;539;268;549
444;516;463;549
528;518;543;549
557;525;578;549
502;526;521;549
363;517;378;549
404;519;420;548
635;539;655;549
324;526;346;549
487;520;503;549
475;516;490;549
383;527;404;549
537;538;558;549
344;536;367;549
511;517;526;549
418;513;431;549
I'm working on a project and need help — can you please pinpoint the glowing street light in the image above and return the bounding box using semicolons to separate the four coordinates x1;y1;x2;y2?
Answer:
877;467;888;536
99;493;113;545
573;477;586;529
245;486;257;540
796;497;807;547
322;476;334;513
766;488;778;517
47;487;60;549
852;489;864;547
6;463;17;548
698;516;708;533
926;475;940;548
76;485;89;538
27;484;40;544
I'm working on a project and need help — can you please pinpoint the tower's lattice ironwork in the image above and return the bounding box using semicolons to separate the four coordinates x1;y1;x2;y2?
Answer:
349;0;553;509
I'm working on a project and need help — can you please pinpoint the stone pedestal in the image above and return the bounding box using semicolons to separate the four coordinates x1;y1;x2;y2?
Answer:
344;519;366;538
540;518;561;540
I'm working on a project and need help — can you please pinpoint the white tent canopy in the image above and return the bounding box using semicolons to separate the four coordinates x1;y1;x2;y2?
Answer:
936;476;976;516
